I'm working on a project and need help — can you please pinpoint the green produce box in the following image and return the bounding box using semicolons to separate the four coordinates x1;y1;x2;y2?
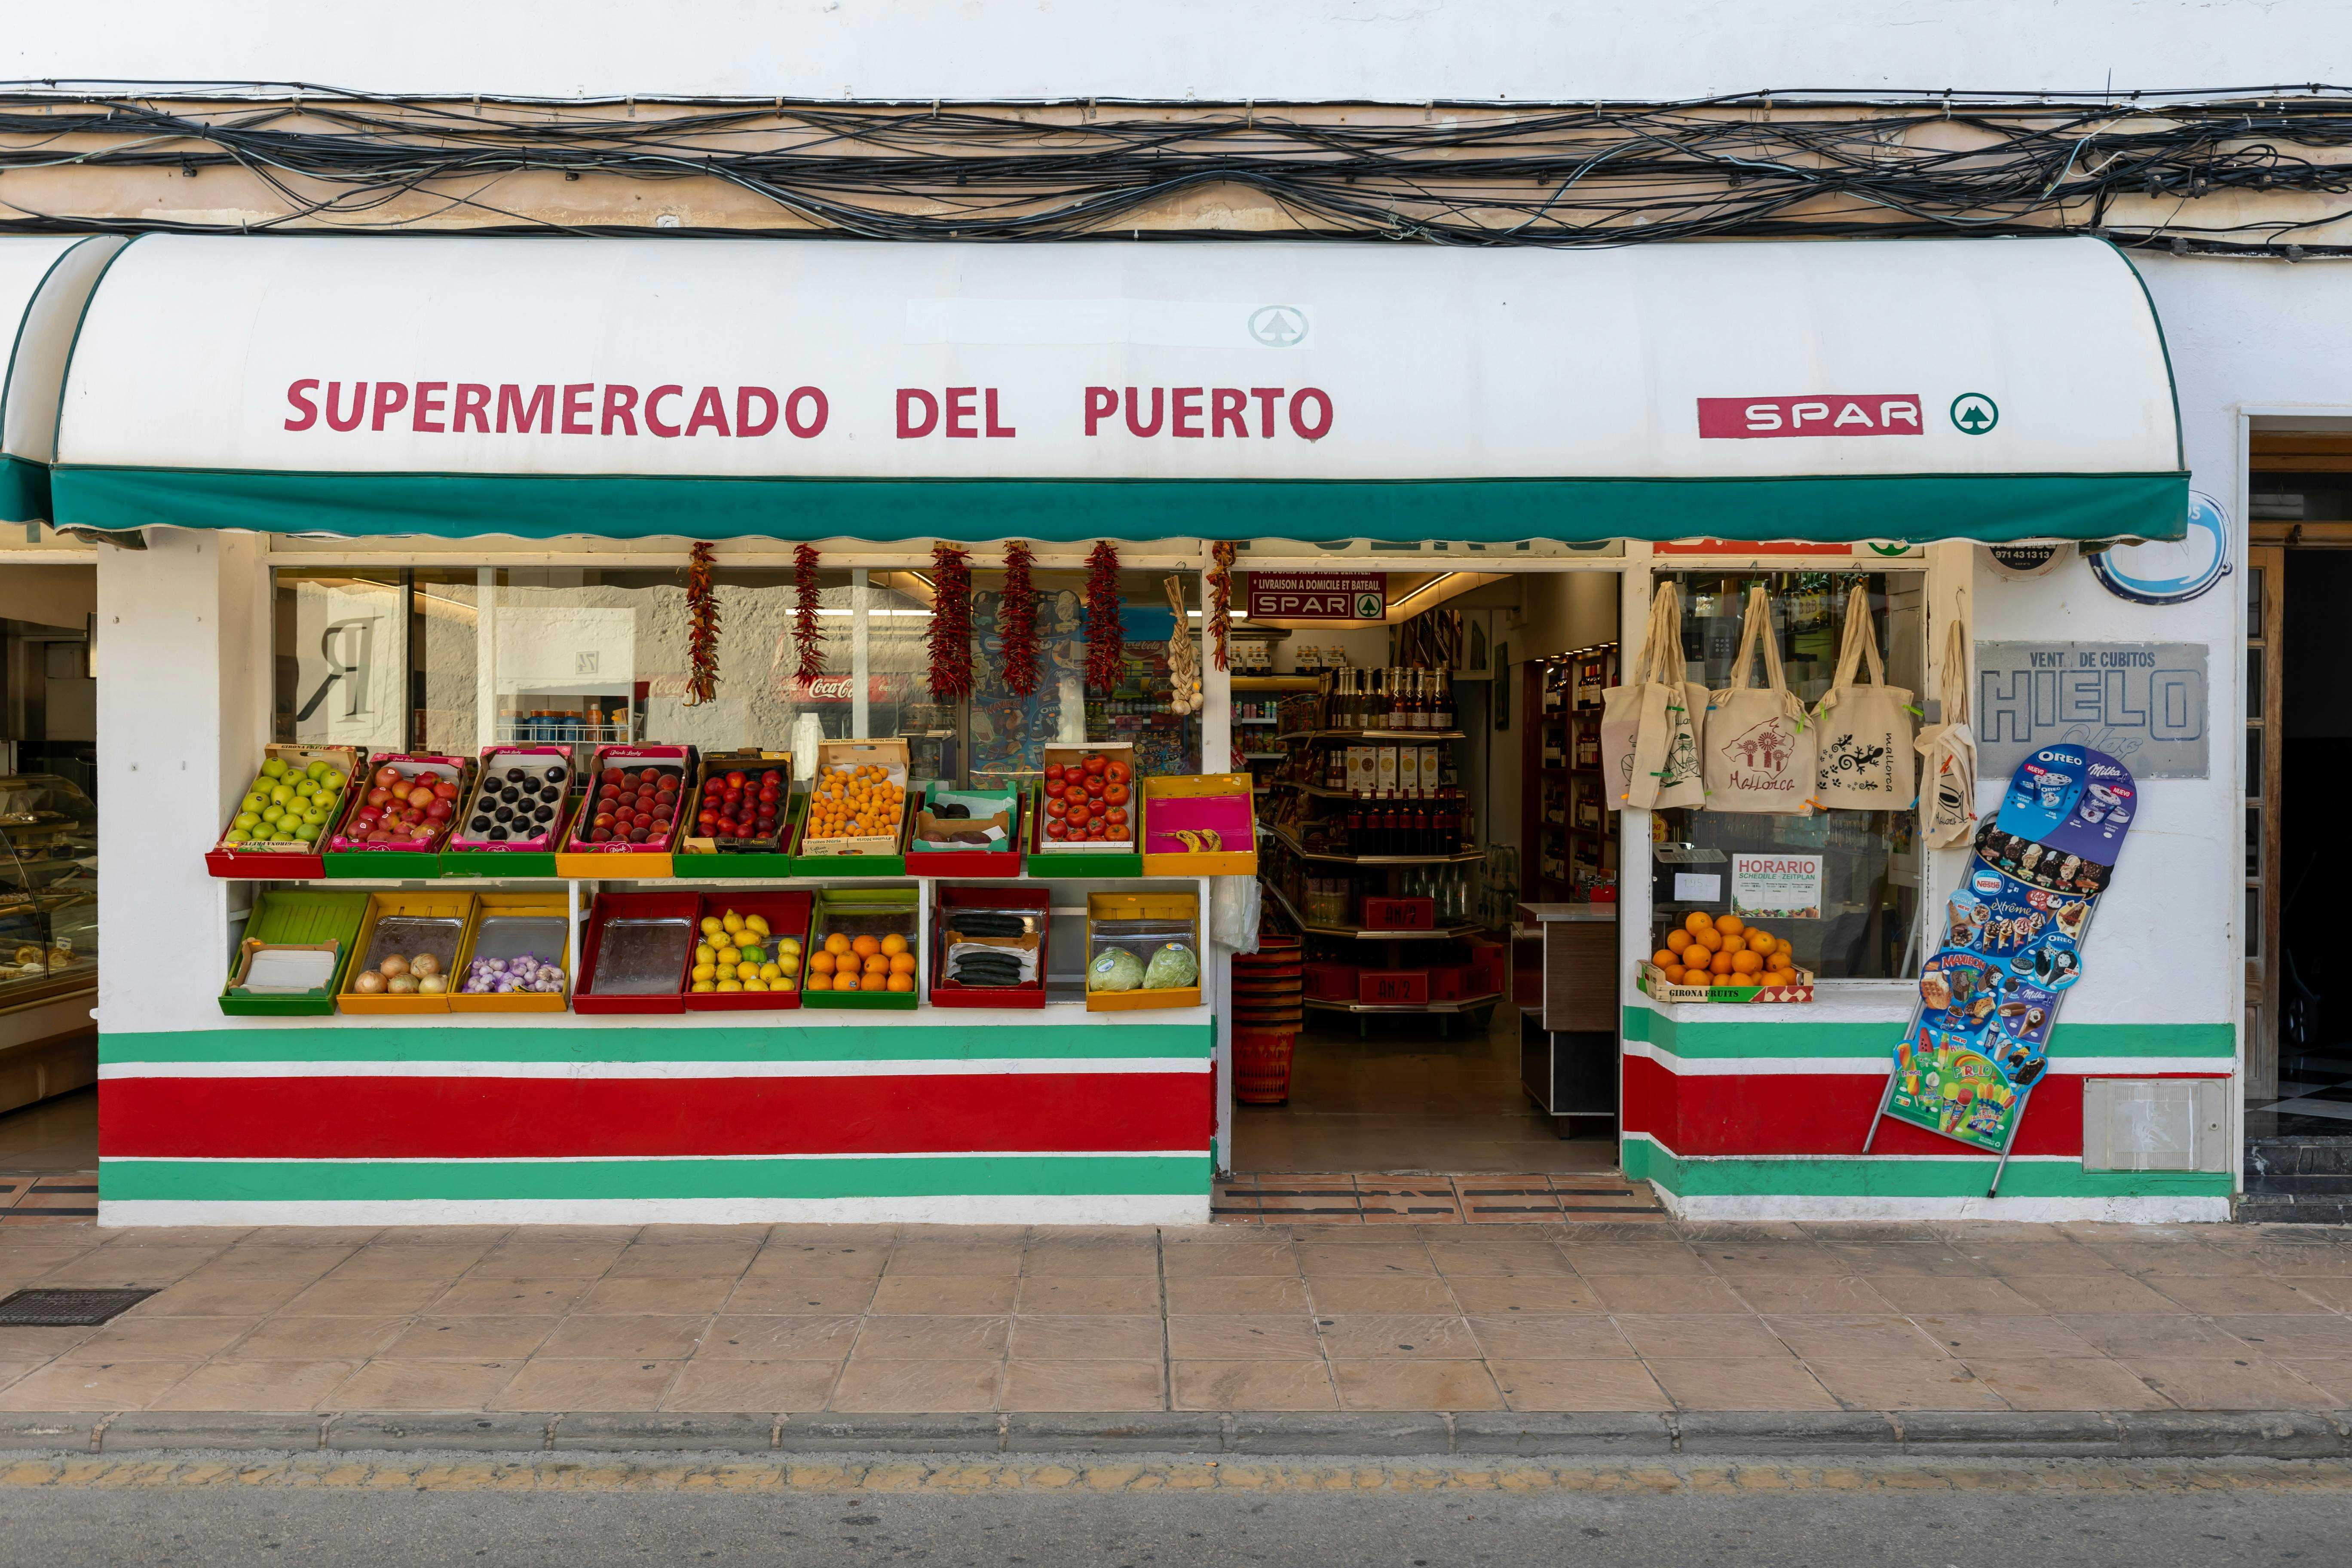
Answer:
800;886;920;1010
219;889;371;1016
679;793;804;880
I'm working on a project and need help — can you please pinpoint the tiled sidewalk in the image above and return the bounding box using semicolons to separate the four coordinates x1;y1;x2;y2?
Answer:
1213;1173;1667;1222
7;1218;2352;1417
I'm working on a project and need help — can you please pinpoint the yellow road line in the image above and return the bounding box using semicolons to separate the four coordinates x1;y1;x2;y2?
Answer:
0;1456;2351;1494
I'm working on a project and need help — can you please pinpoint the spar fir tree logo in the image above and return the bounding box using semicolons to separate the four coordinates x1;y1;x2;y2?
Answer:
1950;393;1999;435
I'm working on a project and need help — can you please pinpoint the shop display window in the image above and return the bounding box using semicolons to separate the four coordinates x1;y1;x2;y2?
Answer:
272;564;1199;788
0;772;97;1002
1651;570;1927;981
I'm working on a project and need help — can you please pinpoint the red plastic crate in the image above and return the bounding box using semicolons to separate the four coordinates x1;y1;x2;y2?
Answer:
1466;938;1506;999
1302;960;1361;1001
1427;965;1468;1002
682;891;812;1012
1359;896;1435;930
1358;969;1430;1005
574;890;700;1014
931;884;1049;1009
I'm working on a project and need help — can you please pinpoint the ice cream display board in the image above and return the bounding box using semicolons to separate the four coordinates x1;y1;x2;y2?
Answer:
1865;743;2137;1190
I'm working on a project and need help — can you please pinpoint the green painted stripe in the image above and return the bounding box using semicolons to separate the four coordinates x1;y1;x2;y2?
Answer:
101;1022;1213;1066
0;453;48;523
99;1154;1208;1202
1622;1139;2232;1199
1622;1008;2231;1062
52;466;2188;546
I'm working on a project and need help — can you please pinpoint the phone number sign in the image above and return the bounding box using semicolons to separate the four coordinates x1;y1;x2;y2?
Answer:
1246;572;1387;621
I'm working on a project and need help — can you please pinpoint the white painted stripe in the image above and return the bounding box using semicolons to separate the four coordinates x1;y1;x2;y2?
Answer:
101;1151;1210;1165
1621;1041;2232;1078
99;1194;1212;1228
97;1057;1209;1082
1661;1192;2233;1223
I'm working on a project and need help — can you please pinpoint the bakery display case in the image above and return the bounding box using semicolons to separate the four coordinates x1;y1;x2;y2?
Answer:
0;773;98;1005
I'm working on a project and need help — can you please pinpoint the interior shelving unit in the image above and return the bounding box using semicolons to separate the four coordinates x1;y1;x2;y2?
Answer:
1521;643;1618;903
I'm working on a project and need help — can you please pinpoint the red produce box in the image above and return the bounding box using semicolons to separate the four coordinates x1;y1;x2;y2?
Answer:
1427;965;1468;1002
1466;938;1507;999
1360;896;1436;931
1358;969;1430;1006
1302;960;1361;1001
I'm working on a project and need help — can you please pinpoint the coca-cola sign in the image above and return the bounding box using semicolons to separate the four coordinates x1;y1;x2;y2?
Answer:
784;673;893;703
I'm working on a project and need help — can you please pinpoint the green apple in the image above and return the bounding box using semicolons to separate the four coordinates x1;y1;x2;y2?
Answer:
260;758;288;779
300;805;328;825
260;805;285;824
293;821;322;842
306;759;332;779
269;784;295;806
241;792;268;813
319;769;347;792
233;811;261;830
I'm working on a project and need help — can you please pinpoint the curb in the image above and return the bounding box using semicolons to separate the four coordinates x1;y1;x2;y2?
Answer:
4;1409;2351;1460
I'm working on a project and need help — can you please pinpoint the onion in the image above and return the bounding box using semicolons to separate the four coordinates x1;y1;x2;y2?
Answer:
410;954;441;979
379;955;410;979
351;970;387;995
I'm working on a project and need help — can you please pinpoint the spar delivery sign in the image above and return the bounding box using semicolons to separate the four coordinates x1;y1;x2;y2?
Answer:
1247;573;1386;621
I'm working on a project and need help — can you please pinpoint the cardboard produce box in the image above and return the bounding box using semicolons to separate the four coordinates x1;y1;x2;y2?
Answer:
442;746;577;877
208;744;362;880
676;751;798;878
793;738;910;875
903;783;1023;877
555;745;694;878
324;754;474;878
1637;961;1816;1005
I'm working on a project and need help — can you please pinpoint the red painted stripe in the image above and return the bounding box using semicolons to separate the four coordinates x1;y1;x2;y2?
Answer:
1622;1055;2089;1158
100;1073;1211;1161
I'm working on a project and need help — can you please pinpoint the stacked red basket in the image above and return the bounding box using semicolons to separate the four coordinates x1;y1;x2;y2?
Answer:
1230;932;1304;1104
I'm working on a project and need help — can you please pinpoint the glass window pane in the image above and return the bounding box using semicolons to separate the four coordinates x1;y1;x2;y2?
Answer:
2248;728;2263;799
969;569;1200;784
2248;646;2265;720
2248;563;2265;624
2248;805;2263;880
274;569;410;751
2248;886;2262;959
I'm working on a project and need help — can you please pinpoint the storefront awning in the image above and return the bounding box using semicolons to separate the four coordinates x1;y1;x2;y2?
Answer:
0;236;127;524
51;233;2185;545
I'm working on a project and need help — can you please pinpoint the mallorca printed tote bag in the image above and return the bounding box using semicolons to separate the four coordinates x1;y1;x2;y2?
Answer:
1811;586;1917;811
1600;585;1706;811
1702;586;1817;814
1914;617;1978;848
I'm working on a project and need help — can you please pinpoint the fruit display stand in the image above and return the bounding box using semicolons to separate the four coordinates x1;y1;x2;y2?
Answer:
206;744;361;880
554;744;694;879
793;739;911;876
441;746;577;877
449;890;573;1013
338;890;481;1014
1084;890;1204;1012
1031;743;1140;864
802;886;921;1010
931;883;1048;1009
1140;774;1259;876
573;889;700;1014
684;891;813;1011
902;784;1024;877
675;752;798;879
218;888;371;1017
324;754;474;878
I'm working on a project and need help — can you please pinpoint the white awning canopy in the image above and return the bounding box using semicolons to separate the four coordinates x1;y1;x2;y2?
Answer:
0;235;126;523
52;233;2184;545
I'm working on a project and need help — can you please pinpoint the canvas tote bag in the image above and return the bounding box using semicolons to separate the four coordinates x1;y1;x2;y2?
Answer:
1600;584;1707;810
1914;616;1978;848
1702;585;1817;813
1811;586;1918;811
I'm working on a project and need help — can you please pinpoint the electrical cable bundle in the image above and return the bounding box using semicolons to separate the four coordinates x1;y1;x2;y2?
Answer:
0;85;2349;252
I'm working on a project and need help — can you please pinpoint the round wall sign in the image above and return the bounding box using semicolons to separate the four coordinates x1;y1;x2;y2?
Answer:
2088;490;2233;605
1983;542;2064;578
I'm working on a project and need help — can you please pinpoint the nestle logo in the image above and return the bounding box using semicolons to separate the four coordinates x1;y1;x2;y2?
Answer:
1697;395;1923;439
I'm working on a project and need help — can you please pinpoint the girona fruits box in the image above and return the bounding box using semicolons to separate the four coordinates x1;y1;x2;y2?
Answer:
323;754;473;879
208;744;362;880
556;744;695;879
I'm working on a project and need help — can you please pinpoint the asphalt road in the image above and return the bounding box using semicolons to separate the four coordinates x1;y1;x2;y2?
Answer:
3;1473;2349;1568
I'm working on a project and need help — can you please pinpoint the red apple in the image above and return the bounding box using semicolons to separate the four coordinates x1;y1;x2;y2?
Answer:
432;780;460;801
374;766;403;787
425;799;454;821
365;787;392;808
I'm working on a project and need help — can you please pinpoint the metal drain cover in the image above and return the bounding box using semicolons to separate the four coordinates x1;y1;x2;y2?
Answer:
0;1288;157;1326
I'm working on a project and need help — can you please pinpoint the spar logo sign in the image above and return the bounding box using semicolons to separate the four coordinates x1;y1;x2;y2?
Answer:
1246;572;1386;621
1696;394;1923;439
1950;393;2000;435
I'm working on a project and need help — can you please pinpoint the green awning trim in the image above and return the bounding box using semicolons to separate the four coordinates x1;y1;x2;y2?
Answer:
0;453;49;524
51;464;2189;545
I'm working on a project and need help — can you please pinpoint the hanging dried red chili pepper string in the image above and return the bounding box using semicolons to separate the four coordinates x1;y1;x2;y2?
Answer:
683;541;720;707
926;542;974;701
791;544;824;687
1209;541;1237;672
999;539;1040;695
1084;540;1124;693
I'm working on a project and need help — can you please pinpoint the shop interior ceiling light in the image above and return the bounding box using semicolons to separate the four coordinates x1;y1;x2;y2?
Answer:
7;89;2352;251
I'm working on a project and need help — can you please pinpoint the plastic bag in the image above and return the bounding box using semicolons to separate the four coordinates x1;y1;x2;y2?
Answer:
1087;947;1146;992
1143;943;1200;989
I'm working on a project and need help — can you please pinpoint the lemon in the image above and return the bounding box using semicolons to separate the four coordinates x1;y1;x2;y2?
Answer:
777;936;801;955
695;942;714;964
690;979;716;993
692;962;716;982
759;961;781;980
744;977;769;992
700;916;724;938
775;976;797;993
746;915;771;937
736;961;760;980
716;946;740;966
717;978;743;992
722;912;745;934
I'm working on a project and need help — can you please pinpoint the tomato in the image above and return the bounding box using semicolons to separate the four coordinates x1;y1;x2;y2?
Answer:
1086;824;1106;839
1044;763;1065;782
1044;820;1067;840
1107;807;1128;825
1044;778;1066;798
1084;774;1106;798
1083;754;1107;776
1065;804;1090;828
1105;760;1131;784
1045;796;1068;818
1105;783;1129;805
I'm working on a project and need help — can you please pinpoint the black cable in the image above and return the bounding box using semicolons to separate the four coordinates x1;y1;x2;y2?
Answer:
0;89;2346;252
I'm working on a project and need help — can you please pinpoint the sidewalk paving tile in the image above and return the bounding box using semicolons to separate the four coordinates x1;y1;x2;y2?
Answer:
1998;1274;2188;1314
1444;1275;1601;1313
1907;1314;2101;1360
1314;1314;1479;1361
722;1277;880;1315
828;1359;999;1412
324;1359;520;1410
1959;1357;2171;1412
149;1358;360;1412
1171;1360;1336;1410
2146;1275;2341;1315
1000;1360;1166;1412
1727;1277;1899;1314
1761;1315;1945;1360
1301;1276;1460;1313
1647;1357;1840;1412
1581;1274;1746;1314
660;1359;837;1412
490;1358;682;1411
536;1314;709;1360
1005;1315;1164;1360
55;1316;259;1362
850;1315;1011;1358
1802;1357;2008;1412
698;1315;863;1360
1164;1276;1310;1314
216;1316;409;1360
1612;1314;1786;1360
1486;1360;1672;1412
576;1276;741;1315
2121;1357;2340;1410
1015;1277;1160;1314
379;1316;560;1360
1330;1360;1505;1411
1463;1315;1636;1361
1166;1315;1322;1360
0;1358;197;1410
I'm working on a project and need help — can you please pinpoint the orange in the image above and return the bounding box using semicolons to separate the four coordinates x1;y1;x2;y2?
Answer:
889;952;917;975
1708;950;1734;976
1730;949;1763;975
1683;911;1713;934
851;934;881;959
831;971;859;992
808;951;836;977
888;973;915;993
1665;929;1693;954
860;971;886;992
863;954;889;975
1745;928;1771;951
1693;927;1723;952
1716;914;1745;936
880;933;908;957
1661;965;1687;986
824;933;851;956
1651;948;1679;969
1765;968;1796;987
1720;934;1746;954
